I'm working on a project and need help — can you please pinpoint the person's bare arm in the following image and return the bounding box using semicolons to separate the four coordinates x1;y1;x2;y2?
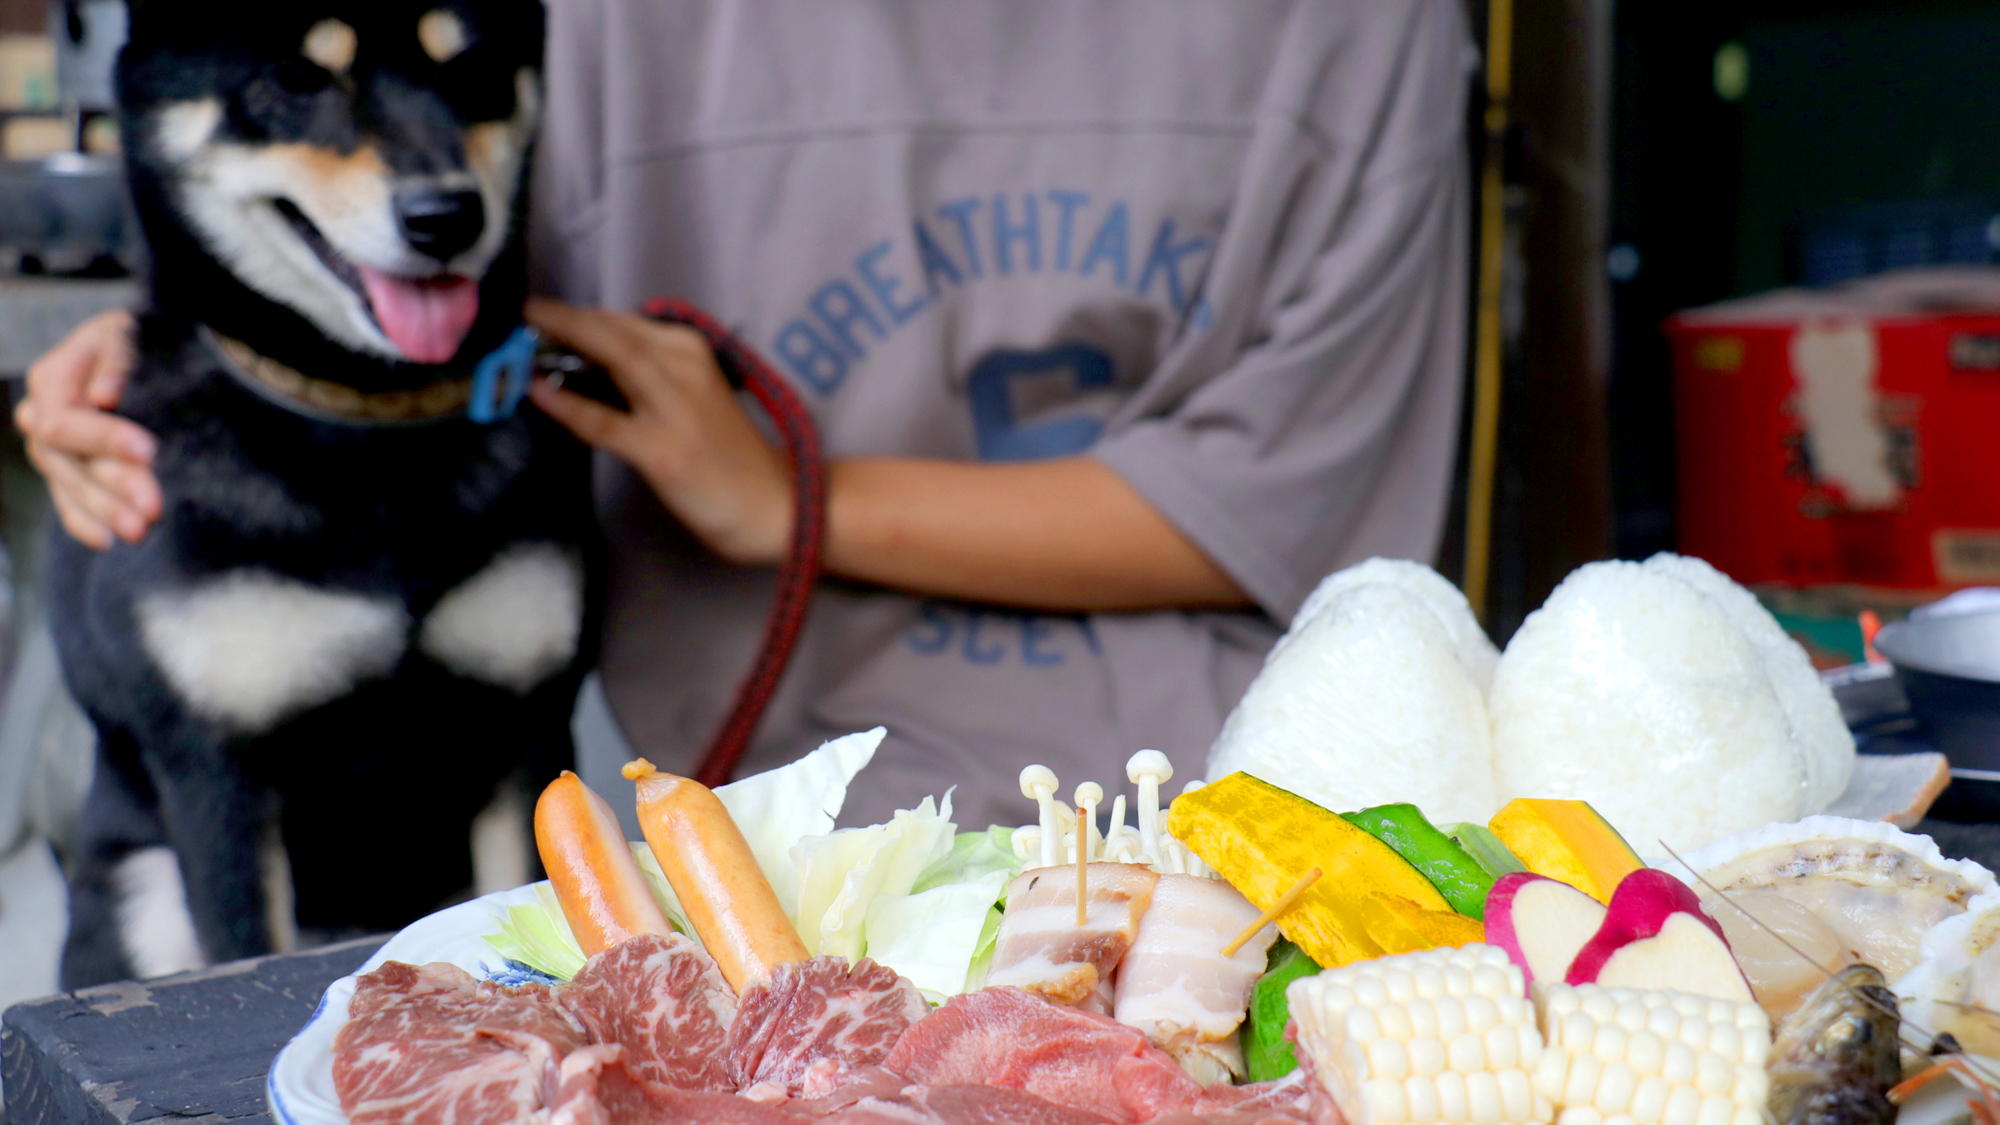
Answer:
526;298;1247;613
822;458;1244;611
12;311;162;549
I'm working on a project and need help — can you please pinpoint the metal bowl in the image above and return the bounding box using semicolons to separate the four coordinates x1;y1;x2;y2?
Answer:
1875;609;2000;819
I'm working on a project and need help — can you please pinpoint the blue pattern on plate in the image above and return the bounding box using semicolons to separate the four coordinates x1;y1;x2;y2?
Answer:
480;960;564;988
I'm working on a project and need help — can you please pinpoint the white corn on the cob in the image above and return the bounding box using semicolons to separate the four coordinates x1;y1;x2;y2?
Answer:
1529;984;1771;1125
1288;944;1554;1125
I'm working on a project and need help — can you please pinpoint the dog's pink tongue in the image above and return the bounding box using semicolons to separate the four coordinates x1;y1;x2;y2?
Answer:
359;269;480;364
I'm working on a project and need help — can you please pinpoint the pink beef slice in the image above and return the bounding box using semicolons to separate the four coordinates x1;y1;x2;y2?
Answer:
1142;1109;1312;1125
726;956;929;1098
1185;1072;1313;1118
772;1065;911;1116
881;986;1202;1123
548;1044;801;1125
909;1084;1125;1124
817;1101;940;1125
333;960;586;1125
1143;1072;1315;1125
818;1085;1121;1125
559;932;739;1092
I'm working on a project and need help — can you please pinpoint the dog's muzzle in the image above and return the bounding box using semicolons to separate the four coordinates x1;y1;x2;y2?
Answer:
394;187;486;263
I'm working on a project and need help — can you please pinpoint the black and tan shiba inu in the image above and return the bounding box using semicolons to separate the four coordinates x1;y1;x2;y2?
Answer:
49;0;595;985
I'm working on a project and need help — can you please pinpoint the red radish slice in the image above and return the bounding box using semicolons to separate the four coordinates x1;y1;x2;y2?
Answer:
1564;868;1753;1003
1484;872;1607;986
360;269;479;364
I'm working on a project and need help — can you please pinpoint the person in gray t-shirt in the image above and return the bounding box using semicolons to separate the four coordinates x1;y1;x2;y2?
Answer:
19;0;1472;831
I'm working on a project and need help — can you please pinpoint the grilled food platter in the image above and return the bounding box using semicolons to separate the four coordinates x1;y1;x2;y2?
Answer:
273;556;2000;1125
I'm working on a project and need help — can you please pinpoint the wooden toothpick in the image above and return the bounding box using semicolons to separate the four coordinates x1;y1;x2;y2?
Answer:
1220;867;1321;958
1076;806;1090;926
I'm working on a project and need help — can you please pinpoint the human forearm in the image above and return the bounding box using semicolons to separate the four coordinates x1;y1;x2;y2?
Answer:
822;457;1248;612
525;301;1249;613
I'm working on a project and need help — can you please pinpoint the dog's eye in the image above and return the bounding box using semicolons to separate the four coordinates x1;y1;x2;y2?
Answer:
273;59;331;96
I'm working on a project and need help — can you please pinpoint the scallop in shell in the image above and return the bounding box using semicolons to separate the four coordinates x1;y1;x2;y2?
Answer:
1663;816;1995;1023
1897;887;2000;1060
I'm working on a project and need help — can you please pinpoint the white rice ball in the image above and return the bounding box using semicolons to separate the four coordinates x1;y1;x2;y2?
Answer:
1639;554;1854;812
1206;568;1497;824
1287;557;1501;693
1489;556;1813;854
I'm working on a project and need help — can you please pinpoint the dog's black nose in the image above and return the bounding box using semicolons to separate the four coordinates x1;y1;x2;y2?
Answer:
393;187;485;262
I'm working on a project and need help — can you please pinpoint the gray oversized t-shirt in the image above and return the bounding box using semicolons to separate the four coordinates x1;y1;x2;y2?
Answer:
532;0;1473;829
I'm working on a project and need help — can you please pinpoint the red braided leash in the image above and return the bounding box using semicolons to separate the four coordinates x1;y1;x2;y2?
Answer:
642;296;826;787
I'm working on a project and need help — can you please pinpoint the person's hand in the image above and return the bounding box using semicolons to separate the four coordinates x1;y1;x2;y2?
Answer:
14;311;161;549
526;297;792;566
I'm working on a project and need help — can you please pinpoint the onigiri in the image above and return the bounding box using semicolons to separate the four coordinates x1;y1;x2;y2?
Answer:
1640;554;1854;811
1205;559;1497;825
1285;557;1501;692
1489;554;1844;853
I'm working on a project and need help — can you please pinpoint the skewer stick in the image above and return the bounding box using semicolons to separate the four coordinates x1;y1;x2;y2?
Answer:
1076;806;1090;926
1074;782;1103;861
1220;867;1321;958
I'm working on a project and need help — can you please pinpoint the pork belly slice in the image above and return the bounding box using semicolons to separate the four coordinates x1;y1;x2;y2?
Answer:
881;985;1199;1123
727;956;929;1099
985;863;1159;1006
333;960;585;1125
1113;874;1276;1083
559;932;738;1092
547;1044;801;1125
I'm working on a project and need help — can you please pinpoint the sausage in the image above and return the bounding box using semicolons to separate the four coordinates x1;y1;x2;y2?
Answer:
533;770;673;957
622;758;808;991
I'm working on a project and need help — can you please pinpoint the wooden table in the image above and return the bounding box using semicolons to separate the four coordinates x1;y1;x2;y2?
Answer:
2;937;383;1125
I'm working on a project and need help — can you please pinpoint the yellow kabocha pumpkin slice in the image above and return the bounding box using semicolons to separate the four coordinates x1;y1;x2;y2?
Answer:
1166;772;1484;967
1486;797;1642;904
1399;899;1488;947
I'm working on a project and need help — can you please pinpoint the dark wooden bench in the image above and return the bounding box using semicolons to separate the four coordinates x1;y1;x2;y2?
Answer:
2;937;383;1125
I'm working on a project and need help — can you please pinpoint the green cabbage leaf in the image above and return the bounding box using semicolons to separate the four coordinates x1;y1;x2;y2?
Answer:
484;883;588;980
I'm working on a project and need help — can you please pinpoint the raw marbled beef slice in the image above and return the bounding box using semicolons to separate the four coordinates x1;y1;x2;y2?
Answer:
560;931;738;1091
727;956;928;1097
333;960;584;1125
548;1043;800;1125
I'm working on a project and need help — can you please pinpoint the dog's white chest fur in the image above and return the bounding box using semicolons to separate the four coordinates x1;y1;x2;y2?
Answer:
138;543;580;731
138;571;408;731
418;542;583;692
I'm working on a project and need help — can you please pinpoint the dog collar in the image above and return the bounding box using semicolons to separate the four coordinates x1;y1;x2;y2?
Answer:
200;325;538;427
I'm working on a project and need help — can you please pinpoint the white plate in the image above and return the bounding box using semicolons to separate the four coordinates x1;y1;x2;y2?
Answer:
266;882;561;1125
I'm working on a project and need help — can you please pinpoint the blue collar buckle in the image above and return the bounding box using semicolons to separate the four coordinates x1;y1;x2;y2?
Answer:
469;325;540;423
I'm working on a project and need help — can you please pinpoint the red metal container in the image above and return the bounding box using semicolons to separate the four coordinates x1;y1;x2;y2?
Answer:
1670;268;2000;590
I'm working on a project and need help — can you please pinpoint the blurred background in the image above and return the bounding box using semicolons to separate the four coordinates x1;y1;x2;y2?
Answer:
1;0;1999;1039
0;0;136;1041
1455;0;2000;653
